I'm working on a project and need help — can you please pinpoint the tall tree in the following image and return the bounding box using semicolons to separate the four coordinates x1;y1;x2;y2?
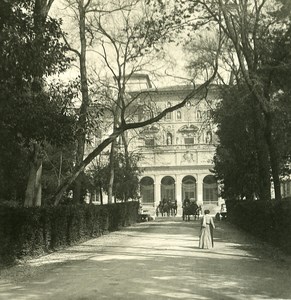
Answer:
213;85;260;200
0;0;74;206
182;0;291;200
51;0;223;205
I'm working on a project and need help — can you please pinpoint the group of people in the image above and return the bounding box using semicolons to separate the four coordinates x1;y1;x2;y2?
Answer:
156;197;217;249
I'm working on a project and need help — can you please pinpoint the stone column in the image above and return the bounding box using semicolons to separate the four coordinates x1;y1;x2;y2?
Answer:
175;175;183;203
154;175;161;207
175;174;183;215
196;174;203;205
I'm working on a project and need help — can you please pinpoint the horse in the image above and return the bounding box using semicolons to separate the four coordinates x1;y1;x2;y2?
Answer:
156;201;170;217
183;202;200;221
168;200;177;216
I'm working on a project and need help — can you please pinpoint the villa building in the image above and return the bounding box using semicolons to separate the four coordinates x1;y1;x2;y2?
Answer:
126;75;222;214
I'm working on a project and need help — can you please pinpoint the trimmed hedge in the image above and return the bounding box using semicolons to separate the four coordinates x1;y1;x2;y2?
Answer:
0;202;139;266
226;200;291;254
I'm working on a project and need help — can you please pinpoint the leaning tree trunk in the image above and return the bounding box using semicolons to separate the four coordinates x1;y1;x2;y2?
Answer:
52;78;216;206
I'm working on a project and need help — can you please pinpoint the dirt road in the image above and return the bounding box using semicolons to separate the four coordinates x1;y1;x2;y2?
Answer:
0;218;291;300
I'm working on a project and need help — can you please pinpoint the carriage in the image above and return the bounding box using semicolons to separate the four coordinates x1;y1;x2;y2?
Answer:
182;199;201;221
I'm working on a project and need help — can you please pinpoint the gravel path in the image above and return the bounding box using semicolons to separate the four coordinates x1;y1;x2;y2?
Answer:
0;218;291;300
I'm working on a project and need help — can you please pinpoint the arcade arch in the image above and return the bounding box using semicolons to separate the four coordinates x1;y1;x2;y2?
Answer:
161;176;175;201
140;176;154;204
203;175;218;203
182;175;196;201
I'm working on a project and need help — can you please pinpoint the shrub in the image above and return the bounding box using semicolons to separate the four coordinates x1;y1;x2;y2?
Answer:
0;201;139;266
226;200;291;254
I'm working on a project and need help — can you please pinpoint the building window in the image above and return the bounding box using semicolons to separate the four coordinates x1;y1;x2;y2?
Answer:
145;138;155;147
184;137;194;145
166;112;172;120
177;111;181;120
165;102;172;120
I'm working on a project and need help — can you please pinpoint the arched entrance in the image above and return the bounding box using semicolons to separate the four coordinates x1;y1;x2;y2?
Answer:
182;175;196;200
140;177;154;204
161;176;175;201
203;175;218;203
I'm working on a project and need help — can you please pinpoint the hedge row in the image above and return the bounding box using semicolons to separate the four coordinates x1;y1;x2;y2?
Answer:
0;202;139;266
226;200;291;254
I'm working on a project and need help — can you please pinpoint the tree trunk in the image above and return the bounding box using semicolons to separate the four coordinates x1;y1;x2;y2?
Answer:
107;140;116;204
252;102;271;201
265;112;282;200
99;185;103;205
73;1;90;204
24;143;43;207
23;0;53;207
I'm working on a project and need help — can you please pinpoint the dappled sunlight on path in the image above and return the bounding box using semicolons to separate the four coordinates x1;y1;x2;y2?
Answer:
0;218;290;300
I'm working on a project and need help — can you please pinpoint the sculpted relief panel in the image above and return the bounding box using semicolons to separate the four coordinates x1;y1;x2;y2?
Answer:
180;151;197;165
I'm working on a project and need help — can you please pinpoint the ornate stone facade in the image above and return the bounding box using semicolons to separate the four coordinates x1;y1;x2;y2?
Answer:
127;76;221;212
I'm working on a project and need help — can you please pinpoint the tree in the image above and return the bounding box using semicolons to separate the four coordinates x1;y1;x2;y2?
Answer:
50;0;222;205
90;151;141;202
0;0;75;206
213;85;260;200
181;0;291;200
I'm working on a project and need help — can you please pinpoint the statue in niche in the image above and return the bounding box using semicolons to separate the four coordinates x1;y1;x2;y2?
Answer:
205;131;212;143
166;132;173;145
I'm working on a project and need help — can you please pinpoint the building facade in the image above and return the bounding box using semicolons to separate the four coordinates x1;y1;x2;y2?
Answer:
127;75;222;213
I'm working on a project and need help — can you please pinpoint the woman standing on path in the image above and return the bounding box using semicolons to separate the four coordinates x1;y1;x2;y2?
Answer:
199;209;215;249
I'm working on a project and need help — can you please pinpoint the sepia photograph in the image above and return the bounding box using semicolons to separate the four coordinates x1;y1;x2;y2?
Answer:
0;0;291;299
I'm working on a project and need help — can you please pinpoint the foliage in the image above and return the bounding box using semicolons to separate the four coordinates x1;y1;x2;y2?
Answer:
41;143;76;202
213;80;291;200
212;85;260;200
179;0;291;200
0;1;77;202
226;199;291;254
0;202;139;266
90;151;142;202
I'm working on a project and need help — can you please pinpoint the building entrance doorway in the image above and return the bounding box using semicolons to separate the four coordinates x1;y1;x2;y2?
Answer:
161;176;175;201
182;175;196;201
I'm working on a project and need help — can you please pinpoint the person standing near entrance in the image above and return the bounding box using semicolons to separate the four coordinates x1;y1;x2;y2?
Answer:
199;209;215;249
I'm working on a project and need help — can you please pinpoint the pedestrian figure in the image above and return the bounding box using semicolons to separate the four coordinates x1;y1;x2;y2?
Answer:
199;209;215;249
